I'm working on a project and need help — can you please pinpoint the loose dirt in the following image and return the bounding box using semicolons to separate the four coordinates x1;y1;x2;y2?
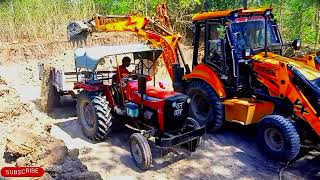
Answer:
0;32;319;180
0;70;103;179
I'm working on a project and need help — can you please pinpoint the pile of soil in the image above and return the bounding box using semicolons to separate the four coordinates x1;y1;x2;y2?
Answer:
5;127;101;179
0;76;102;179
0;80;30;121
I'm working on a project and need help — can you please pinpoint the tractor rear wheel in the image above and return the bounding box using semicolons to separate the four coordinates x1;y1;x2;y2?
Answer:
187;80;224;131
257;115;300;162
181;118;202;152
129;133;152;170
77;91;112;141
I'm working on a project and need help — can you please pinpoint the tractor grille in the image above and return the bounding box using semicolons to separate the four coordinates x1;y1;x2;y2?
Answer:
164;93;190;132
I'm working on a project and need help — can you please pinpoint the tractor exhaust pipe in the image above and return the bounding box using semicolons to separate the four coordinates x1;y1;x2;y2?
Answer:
243;0;248;10
264;13;268;57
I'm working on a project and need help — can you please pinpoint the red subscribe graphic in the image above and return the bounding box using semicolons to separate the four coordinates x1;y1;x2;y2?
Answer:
1;167;45;177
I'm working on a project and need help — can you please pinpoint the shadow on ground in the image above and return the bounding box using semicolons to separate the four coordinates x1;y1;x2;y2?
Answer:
32;95;77;119
54;116;190;173
50;99;320;179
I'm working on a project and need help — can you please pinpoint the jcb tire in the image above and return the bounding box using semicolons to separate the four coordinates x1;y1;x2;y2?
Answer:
257;115;300;162
77;91;112;141
181;118;202;152
129;133;152;170
187;80;224;131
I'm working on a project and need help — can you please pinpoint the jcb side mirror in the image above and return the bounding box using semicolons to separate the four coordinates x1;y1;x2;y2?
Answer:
292;39;301;51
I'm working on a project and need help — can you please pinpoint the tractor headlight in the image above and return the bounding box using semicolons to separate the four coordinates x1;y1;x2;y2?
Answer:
233;12;239;18
187;98;191;104
265;11;271;16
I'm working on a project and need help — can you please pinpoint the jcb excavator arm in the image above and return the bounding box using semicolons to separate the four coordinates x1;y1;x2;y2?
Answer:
67;9;188;80
291;53;320;70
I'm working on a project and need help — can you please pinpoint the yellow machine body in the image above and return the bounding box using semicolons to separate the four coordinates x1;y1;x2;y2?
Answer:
224;98;275;125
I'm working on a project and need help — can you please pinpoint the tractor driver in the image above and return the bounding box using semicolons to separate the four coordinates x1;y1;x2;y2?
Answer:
115;56;131;83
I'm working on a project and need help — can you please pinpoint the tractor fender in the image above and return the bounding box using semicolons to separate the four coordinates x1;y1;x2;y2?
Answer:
183;64;226;98
104;87;115;111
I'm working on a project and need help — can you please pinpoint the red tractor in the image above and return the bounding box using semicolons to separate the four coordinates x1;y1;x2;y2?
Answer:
72;44;204;169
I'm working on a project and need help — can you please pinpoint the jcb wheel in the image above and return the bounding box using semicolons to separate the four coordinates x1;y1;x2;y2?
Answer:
257;115;300;162
181;118;202;152
187;80;224;131
129;133;152;170
77;91;112;141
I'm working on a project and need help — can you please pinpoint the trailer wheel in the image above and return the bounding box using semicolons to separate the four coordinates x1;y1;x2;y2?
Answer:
77;91;112;141
257;115;300;162
187;80;224;131
129;133;152;170
181;118;202;152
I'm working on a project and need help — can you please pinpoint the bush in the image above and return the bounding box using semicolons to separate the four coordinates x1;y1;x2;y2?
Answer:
0;0;96;41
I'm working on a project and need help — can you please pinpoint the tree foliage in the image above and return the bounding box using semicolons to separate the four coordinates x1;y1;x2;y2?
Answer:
0;0;319;48
92;0;319;48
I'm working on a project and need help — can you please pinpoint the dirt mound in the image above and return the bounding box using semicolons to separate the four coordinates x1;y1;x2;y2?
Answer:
5;127;101;179
0;77;31;121
0;76;102;179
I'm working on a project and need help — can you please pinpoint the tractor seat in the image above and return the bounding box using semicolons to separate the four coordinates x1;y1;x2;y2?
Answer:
126;80;178;100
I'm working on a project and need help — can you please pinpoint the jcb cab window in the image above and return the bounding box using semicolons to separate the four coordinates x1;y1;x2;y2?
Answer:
206;23;225;64
231;19;279;51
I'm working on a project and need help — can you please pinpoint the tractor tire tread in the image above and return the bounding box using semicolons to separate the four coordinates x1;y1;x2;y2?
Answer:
129;133;152;170
77;91;112;141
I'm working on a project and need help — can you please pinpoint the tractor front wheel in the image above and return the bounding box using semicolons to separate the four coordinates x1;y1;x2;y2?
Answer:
77;91;112;141
129;133;152;170
187;80;224;131
257;115;300;162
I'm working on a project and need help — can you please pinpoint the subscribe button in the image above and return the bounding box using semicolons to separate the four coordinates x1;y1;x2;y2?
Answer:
1;167;45;177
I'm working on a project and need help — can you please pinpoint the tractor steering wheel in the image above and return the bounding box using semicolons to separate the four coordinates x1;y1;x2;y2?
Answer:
127;73;139;80
138;74;152;82
122;73;152;85
121;73;139;86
